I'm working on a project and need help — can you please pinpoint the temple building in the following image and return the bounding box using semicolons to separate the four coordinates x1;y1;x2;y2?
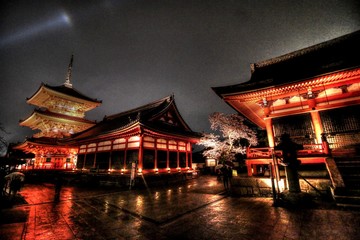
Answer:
213;31;360;204
14;56;102;169
14;56;200;175
66;95;200;175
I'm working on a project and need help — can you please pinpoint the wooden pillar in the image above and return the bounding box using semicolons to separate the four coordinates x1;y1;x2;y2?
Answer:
246;161;252;176
93;151;97;168
155;149;158;169
310;111;324;144
108;153;112;171
265;118;275;148
189;150;193;168
138;135;143;170
188;143;193;168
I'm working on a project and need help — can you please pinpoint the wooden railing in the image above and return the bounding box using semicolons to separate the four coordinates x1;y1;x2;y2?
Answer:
247;144;326;159
298;144;325;156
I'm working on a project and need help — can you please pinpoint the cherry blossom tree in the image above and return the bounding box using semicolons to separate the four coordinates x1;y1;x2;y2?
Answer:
0;124;8;156
198;112;258;163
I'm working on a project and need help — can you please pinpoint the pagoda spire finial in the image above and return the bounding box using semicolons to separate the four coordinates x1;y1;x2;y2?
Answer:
64;54;74;88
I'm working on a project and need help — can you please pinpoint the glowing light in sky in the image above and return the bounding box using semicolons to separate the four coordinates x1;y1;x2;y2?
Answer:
1;11;72;47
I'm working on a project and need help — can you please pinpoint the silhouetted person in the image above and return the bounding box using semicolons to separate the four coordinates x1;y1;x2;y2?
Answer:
227;166;233;194
275;133;303;193
0;169;6;197
221;166;230;191
54;173;63;202
9;177;22;200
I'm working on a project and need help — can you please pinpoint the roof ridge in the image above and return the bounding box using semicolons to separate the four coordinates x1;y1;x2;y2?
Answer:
33;108;96;123
105;95;173;120
43;84;102;103
252;30;360;71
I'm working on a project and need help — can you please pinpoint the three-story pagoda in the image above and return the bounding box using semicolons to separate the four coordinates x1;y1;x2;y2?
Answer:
15;56;102;169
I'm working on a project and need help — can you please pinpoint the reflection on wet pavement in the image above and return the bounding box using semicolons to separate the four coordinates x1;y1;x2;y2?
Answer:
1;175;360;239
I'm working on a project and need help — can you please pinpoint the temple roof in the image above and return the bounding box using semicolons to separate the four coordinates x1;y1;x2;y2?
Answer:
20;137;60;146
20;109;96;126
13;137;77;154
27;83;102;109
19;109;97;138
68;95;200;142
213;30;360;96
43;84;102;103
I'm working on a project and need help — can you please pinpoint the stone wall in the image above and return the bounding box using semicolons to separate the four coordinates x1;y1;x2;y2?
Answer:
231;176;331;197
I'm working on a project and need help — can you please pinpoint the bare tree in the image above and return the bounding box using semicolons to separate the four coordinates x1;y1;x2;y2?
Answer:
198;112;258;163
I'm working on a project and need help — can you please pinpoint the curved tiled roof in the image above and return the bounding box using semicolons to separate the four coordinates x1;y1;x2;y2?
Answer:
68;95;200;141
213;30;360;96
27;83;102;104
34;109;96;123
45;84;102;103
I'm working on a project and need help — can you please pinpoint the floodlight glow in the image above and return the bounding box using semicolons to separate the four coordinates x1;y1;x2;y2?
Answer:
1;11;72;47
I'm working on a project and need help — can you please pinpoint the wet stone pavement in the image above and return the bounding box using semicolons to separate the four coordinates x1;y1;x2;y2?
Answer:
1;175;360;240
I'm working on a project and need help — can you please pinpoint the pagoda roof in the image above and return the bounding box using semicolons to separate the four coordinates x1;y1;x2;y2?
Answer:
68;95;201;142
13;137;77;154
213;30;360;96
27;83;102;107
43;84;102;103
20;109;96;125
21;137;60;146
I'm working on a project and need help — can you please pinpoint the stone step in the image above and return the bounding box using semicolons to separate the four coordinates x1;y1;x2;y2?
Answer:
343;181;360;190
338;170;360;176
337;164;360;171
336;160;360;164
334;194;360;207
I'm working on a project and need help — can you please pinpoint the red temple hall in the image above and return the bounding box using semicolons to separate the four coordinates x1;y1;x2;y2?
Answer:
15;56;200;175
213;30;360;197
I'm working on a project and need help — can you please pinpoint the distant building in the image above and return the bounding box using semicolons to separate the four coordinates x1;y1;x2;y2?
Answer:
14;56;200;175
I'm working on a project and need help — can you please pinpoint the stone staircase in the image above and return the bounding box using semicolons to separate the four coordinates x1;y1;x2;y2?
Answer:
333;156;360;207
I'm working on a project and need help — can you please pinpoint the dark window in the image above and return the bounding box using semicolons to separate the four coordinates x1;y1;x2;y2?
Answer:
66;158;71;162
169;151;177;168
187;153;191;168
143;149;155;169
320;105;360;149
157;150;167;168
179;152;186;168
46;158;51;162
85;153;95;168
273;113;314;145
126;150;138;169
321;105;360;133
96;152;110;170
77;154;85;169
111;151;125;170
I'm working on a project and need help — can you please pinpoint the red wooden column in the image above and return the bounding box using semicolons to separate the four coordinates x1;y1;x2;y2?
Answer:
265;118;278;178
188;143;193;169
108;140;113;170
93;143;97;168
138;135;144;170
265;118;275;148
310;111;324;144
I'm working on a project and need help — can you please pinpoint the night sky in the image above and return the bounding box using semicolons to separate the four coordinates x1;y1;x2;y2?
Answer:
1;0;359;148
